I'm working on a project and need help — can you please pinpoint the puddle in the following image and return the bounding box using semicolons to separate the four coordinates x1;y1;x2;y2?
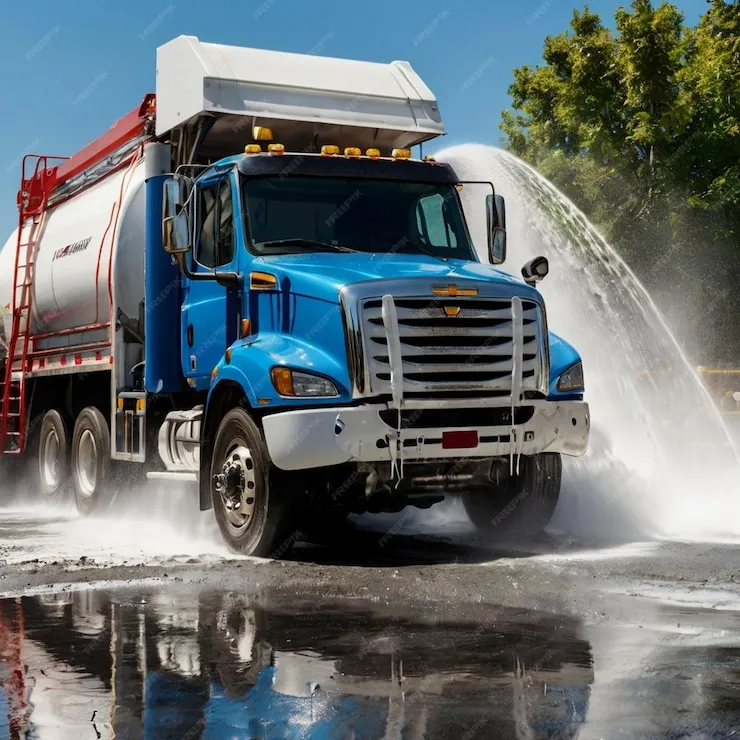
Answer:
2;587;740;738
0;588;594;739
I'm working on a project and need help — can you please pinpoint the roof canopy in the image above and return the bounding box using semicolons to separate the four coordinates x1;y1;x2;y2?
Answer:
155;35;446;154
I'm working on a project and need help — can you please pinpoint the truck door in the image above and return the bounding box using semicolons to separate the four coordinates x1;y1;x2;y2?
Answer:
181;175;238;391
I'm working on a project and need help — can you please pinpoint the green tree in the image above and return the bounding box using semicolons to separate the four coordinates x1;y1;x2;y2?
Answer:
502;0;740;362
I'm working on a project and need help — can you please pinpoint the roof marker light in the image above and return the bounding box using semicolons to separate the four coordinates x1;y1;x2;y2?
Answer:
253;126;273;141
344;147;361;158
424;155;436;162
366;148;380;159
321;145;340;156
392;148;411;159
245;144;262;154
268;143;285;156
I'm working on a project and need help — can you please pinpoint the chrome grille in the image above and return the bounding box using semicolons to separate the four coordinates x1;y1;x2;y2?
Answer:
360;296;545;397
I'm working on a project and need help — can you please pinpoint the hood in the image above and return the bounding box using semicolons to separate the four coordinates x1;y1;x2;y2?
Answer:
251;252;540;304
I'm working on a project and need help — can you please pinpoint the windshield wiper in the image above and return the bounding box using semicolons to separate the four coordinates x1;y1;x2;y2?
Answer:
255;238;357;253
393;240;448;263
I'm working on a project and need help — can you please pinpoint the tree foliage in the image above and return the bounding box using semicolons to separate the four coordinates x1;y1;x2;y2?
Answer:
502;0;740;361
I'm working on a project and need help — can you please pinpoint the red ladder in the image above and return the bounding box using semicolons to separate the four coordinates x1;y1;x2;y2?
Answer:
0;155;64;454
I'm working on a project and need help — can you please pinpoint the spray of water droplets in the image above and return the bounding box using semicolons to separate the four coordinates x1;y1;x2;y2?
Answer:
438;143;740;542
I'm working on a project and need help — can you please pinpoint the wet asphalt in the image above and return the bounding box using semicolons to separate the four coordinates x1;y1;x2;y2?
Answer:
2;501;740;738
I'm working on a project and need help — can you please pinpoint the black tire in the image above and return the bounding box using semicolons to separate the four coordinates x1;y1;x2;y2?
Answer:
462;453;562;538
37;409;72;505
71;406;112;516
210;408;297;557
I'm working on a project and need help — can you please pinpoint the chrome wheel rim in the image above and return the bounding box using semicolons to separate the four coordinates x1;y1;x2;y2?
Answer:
213;440;256;533
77;429;98;498
40;427;61;490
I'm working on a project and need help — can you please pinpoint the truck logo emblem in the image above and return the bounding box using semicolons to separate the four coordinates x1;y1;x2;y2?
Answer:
443;306;461;317
432;284;478;297
53;236;92;261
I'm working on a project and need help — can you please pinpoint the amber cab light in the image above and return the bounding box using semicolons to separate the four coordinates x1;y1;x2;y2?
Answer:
271;367;294;396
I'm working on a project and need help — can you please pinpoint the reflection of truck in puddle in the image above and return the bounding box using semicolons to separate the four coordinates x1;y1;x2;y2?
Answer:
1;590;593;738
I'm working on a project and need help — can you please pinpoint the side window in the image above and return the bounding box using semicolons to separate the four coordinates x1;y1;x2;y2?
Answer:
416;194;457;249
196;184;218;268
216;178;234;265
196;178;235;268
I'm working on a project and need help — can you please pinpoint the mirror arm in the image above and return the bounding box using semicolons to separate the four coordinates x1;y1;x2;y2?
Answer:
178;254;241;288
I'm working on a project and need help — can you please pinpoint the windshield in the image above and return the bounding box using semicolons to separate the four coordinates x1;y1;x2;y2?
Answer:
242;176;476;261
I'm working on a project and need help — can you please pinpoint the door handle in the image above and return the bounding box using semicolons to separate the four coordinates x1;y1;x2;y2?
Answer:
187;323;194;347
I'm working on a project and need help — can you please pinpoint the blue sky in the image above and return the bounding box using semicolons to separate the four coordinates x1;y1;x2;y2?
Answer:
0;0;708;238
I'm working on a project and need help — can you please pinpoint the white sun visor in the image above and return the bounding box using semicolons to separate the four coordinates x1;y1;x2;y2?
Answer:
155;35;445;152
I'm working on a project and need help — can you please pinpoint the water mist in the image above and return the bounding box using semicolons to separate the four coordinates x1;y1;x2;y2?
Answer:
437;143;740;542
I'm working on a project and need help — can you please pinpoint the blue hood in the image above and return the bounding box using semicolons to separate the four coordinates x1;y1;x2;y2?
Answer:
251;252;540;304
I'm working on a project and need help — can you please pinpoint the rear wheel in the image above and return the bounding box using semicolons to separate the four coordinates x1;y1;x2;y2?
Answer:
71;406;112;516
211;408;297;557
37;409;71;505
462;453;562;538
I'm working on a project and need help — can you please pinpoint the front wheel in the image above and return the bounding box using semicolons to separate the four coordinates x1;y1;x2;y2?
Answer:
462;453;562;538
210;408;297;557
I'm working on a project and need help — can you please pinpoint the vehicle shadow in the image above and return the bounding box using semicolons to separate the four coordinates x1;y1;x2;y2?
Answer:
290;520;564;567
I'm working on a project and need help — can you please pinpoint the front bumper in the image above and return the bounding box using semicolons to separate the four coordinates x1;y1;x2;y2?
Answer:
262;400;589;472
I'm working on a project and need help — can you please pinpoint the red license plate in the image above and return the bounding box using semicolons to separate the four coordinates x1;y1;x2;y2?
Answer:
442;430;479;449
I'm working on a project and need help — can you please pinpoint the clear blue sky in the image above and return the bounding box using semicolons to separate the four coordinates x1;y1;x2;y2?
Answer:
0;0;708;238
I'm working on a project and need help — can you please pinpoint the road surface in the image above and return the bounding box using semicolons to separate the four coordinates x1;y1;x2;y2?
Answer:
2;486;740;738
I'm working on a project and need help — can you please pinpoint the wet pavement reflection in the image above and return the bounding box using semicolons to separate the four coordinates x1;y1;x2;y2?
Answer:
1;588;740;738
0;589;595;739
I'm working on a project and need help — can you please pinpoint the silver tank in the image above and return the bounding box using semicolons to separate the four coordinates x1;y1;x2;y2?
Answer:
0;148;162;351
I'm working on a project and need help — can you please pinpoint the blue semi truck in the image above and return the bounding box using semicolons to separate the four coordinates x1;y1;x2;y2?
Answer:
0;36;589;555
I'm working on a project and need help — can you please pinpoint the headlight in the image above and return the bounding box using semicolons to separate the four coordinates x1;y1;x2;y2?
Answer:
271;367;339;397
557;361;584;392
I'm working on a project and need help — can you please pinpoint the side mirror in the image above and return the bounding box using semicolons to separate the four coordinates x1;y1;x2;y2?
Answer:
162;177;192;255
486;193;507;264
521;256;549;287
